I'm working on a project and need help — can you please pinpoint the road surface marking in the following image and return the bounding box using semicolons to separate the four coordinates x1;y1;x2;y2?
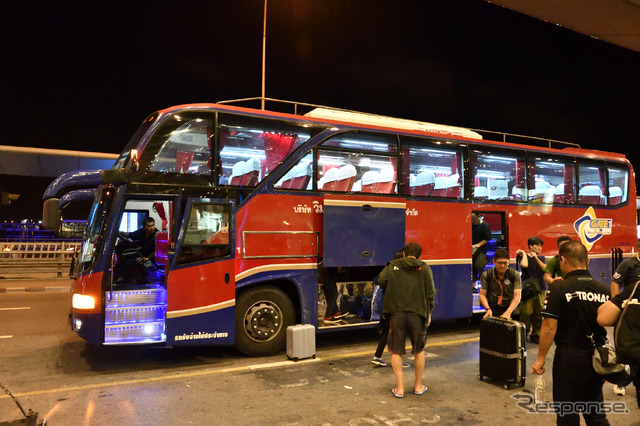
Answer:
0;336;479;399
0;306;30;311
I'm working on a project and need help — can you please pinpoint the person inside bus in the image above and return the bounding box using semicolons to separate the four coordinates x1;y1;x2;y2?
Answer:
115;217;158;283
515;237;547;344
479;249;521;318
319;265;348;324
543;235;572;286
471;213;491;281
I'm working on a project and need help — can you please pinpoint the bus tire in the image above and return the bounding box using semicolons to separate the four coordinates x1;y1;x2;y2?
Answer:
235;286;295;357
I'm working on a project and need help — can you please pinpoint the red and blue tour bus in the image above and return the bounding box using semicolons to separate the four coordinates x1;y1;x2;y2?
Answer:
43;98;637;356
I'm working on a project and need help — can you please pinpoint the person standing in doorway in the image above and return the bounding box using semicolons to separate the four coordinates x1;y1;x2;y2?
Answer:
472;213;492;281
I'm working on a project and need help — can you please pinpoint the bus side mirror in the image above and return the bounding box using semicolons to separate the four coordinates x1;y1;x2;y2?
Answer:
43;198;61;231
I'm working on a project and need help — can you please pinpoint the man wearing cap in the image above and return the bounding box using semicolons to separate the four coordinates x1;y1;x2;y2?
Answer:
516;236;547;343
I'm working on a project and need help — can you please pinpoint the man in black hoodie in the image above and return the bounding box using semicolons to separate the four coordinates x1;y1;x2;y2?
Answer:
379;242;436;398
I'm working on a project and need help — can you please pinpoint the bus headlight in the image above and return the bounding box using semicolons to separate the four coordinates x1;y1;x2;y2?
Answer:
72;294;95;310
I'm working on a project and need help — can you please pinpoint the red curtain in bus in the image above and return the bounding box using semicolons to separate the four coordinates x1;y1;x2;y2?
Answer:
563;164;575;203
261;132;298;174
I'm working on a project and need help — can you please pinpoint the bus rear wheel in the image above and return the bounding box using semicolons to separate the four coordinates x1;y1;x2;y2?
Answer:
235;286;295;356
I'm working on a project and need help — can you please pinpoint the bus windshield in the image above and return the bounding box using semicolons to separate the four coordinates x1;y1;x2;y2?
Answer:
113;113;159;169
78;187;114;274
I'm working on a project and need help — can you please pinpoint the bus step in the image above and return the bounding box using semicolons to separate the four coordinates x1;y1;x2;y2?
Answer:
106;285;167;306
104;321;166;344
105;304;167;325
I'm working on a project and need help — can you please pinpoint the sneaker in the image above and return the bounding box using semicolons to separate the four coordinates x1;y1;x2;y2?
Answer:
613;385;626;396
332;311;348;319
402;361;411;368
372;356;387;367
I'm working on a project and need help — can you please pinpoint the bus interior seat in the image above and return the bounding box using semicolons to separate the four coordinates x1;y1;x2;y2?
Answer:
230;161;246;186
579;185;603;205
351;179;362;192
512;187;526;201
474;186;488;199
290;162;312;190
531;181;554;203
553;183;565;203
412;171;435;196
335;165;357;192
445;174;461;198
321;167;339;191
360;170;378;193
431;176;449;197
278;169;294;189
609;186;623;205
375;168;395;193
241;157;261;186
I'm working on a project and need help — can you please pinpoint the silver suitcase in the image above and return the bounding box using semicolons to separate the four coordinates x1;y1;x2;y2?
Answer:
286;324;316;361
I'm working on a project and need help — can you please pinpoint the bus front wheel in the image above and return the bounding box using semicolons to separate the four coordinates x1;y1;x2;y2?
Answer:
235;286;295;356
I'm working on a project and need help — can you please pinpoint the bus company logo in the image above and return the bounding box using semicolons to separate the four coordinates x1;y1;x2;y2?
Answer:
406;208;418;216
293;201;323;214
573;207;612;251
293;204;312;214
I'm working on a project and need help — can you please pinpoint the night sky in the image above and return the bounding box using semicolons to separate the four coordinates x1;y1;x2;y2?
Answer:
1;1;639;220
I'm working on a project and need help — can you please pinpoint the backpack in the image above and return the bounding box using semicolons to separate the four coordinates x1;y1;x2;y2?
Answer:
614;280;640;365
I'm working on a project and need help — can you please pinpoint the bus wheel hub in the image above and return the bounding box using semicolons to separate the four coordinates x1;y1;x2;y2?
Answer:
244;302;281;342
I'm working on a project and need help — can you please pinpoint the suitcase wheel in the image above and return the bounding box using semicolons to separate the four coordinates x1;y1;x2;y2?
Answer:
477;374;483;381
503;383;510;390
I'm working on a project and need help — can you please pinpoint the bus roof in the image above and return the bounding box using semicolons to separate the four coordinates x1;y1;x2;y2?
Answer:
304;107;483;140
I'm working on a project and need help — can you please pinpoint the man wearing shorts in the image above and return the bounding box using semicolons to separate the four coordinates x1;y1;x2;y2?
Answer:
378;242;436;398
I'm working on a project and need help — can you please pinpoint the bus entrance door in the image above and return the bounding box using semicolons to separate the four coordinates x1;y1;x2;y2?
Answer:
165;199;235;346
472;210;507;314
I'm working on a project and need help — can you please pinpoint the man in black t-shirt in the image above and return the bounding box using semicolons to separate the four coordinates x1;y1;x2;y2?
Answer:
599;238;640;404
532;240;611;426
116;217;158;283
611;239;640;298
471;213;492;281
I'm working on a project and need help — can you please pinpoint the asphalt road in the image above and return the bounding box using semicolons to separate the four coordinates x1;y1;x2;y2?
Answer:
1;290;638;425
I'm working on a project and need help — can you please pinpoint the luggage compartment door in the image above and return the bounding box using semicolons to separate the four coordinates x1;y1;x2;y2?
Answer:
322;195;406;267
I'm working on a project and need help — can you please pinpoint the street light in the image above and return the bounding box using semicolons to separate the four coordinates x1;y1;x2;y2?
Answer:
261;0;268;110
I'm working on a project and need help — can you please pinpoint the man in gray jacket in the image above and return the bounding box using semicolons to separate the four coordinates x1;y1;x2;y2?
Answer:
379;242;436;398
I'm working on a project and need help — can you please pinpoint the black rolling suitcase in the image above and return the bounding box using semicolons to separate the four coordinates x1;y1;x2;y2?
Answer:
478;316;526;389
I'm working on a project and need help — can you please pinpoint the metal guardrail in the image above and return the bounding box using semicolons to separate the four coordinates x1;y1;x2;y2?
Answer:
0;242;80;278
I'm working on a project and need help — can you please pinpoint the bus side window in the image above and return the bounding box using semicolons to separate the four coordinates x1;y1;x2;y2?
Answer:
529;155;576;204
400;137;464;199
577;162;606;205
316;150;398;194
177;203;231;266
607;164;629;205
470;148;524;202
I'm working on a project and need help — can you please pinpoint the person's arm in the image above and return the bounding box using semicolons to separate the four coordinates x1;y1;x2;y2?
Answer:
479;289;491;318
531;317;557;375
424;267;436;327
597;301;621;326
516;250;528;268
378;265;389;289
502;288;521;319
610;281;621;298
472;240;488;250
543;271;554;285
